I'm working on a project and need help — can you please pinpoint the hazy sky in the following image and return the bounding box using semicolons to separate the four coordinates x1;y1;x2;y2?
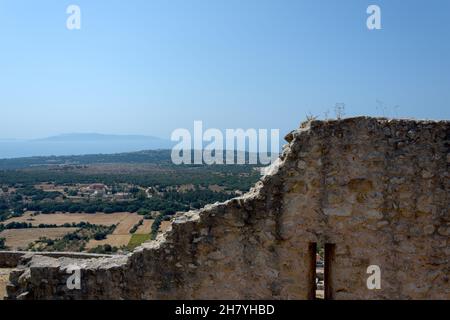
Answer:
0;0;449;140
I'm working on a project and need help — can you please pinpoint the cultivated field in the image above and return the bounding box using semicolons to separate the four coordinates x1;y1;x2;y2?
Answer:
3;212;172;251
0;228;77;250
5;212;142;250
135;219;153;234
111;214;143;234
85;235;132;249
86;217;159;249
85;214;144;249
8;211;139;227
127;234;150;250
160;221;172;233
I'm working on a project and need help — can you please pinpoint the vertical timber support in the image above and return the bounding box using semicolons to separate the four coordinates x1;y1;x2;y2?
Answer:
324;243;335;300
307;242;317;300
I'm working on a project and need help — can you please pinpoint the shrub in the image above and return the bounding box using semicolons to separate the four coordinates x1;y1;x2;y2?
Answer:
129;219;143;234
150;214;164;239
88;244;118;254
94;232;107;240
0;237;6;249
137;208;150;216
103;207;115;214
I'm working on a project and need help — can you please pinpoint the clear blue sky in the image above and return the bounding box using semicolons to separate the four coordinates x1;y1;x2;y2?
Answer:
0;0;449;139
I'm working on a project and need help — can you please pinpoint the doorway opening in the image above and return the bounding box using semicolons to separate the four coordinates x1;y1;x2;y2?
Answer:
308;242;335;299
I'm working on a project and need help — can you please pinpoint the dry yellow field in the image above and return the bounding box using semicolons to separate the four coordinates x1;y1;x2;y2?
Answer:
4;212;172;251
112;214;143;234
85;235;132;249
135;219;153;234
8;211;140;227
86;220;172;249
0;228;77;250
160;221;172;233
85;214;142;249
0;269;12;300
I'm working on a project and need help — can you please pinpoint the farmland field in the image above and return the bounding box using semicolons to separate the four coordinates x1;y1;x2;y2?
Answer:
135;219;153;234
160;221;172;233
86;218;171;250
1;211;172;252
111;214;143;234
127;234;151;250
0;228;77;250
7;211;139;227
3;212;148;251
85;214;145;249
0;212;142;249
85;235;133;249
0;150;258;254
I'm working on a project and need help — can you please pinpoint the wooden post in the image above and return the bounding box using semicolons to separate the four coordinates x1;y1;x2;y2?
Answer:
324;243;335;300
307;242;317;300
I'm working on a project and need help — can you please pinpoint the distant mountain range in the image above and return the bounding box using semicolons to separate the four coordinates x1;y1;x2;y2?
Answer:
0;133;174;159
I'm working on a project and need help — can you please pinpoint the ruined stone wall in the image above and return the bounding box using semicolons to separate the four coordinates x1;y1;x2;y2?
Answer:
280;118;449;299
0;251;113;268
0;251;25;268
6;117;449;300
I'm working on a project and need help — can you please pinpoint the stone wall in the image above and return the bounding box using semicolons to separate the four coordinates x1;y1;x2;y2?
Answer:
0;251;113;268
0;251;25;268
6;117;449;300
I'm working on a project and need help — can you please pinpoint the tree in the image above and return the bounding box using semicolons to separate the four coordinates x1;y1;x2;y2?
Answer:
136;190;147;201
137;208;150;216
151;214;164;240
94;232;107;240
0;237;6;249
